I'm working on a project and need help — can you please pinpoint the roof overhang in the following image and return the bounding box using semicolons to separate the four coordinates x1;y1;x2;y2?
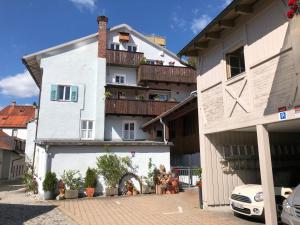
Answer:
178;0;260;57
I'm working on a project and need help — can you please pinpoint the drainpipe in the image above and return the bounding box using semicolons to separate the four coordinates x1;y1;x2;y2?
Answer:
159;118;168;144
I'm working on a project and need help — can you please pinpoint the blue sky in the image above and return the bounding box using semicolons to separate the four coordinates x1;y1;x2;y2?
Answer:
0;0;231;109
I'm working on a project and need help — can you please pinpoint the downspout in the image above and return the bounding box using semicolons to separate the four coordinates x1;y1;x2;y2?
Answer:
159;118;168;144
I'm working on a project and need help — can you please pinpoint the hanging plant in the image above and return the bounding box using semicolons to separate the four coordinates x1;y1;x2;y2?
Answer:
287;0;300;19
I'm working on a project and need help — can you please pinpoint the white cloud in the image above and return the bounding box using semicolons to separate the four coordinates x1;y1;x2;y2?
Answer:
0;70;39;98
170;12;187;31
68;0;97;11
191;15;211;34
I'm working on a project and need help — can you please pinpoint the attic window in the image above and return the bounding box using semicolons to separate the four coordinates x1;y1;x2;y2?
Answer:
119;32;130;42
226;46;245;79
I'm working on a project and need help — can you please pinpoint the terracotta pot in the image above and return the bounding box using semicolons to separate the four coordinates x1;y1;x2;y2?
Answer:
86;187;95;198
65;189;79;199
166;190;171;195
290;16;300;74
127;191;133;196
132;190;138;196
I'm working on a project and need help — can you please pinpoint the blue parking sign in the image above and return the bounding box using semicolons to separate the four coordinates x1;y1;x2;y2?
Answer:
279;111;287;121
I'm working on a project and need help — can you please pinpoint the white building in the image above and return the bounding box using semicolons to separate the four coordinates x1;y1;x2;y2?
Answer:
23;16;196;194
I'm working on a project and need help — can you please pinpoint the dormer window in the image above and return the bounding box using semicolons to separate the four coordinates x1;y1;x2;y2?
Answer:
110;43;120;50
128;45;137;53
119;32;130;42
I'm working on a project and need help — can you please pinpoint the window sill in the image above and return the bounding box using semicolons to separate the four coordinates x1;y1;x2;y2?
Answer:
225;72;246;85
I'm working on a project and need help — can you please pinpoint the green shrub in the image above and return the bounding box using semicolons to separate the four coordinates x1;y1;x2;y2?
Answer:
96;153;132;188
61;170;82;190
84;168;97;188
43;172;57;192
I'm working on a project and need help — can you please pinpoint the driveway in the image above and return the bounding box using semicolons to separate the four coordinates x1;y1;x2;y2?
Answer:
0;179;77;225
54;188;262;225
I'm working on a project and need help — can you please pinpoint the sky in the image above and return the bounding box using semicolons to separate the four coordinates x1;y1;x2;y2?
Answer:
0;0;232;109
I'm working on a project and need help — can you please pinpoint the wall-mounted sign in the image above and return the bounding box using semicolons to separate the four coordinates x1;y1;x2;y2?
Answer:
279;111;287;121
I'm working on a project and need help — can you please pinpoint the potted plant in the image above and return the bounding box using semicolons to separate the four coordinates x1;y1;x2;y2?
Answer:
61;170;82;199
84;168;97;198
42;171;57;200
96;153;132;196
142;158;156;194
104;91;112;99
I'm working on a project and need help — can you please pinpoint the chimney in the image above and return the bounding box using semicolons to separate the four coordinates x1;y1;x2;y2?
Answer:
97;16;108;58
11;100;16;107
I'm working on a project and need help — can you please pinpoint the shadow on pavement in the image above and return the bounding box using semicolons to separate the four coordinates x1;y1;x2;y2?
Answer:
0;203;56;225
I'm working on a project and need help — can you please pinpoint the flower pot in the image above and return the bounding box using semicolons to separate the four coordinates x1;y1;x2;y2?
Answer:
44;191;54;200
132;190;138;196
65;189;79;199
127;191;133;196
86;187;95;198
105;187;118;196
290;16;300;75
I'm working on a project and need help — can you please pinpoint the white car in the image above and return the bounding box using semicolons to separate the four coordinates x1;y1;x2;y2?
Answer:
229;184;292;218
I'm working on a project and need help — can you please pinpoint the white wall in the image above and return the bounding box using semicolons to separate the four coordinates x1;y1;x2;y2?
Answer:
37;145;170;194
108;29;183;67
2;128;27;140
25;120;37;162
107;66;137;85
104;116;151;141
38;39;106;140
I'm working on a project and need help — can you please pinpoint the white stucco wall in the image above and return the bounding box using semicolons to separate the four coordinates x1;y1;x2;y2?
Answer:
104;116;151;141
37;145;170;194
107;66;137;86
108;29;183;67
2;128;27;140
25;120;37;162
38;39;106;140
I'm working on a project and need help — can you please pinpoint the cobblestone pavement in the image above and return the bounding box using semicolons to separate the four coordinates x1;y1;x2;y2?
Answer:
54;188;263;225
0;179;77;225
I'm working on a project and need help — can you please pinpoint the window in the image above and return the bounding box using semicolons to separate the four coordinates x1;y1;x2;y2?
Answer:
110;43;120;50
128;45;137;52
149;92;169;101
118;91;126;99
123;122;135;140
50;85;78;102
226;46;245;79
114;75;126;84
156;130;163;138
12;129;18;137
81;120;94;139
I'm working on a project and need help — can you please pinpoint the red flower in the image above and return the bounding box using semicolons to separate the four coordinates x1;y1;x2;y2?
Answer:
293;4;299;11
288;0;297;6
287;9;295;18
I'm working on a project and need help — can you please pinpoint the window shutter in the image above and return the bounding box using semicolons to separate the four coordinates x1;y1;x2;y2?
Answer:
50;85;58;101
71;86;78;102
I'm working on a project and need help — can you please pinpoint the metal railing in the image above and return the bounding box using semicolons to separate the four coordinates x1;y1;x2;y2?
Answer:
172;167;201;188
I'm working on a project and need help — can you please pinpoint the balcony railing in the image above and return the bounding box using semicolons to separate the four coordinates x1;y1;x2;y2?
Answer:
137;64;197;84
106;49;144;67
105;99;178;116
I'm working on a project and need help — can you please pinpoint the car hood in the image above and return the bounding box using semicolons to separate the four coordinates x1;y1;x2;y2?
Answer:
232;184;262;197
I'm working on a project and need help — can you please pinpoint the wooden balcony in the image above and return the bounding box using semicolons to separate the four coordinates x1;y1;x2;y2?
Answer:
105;99;179;116
137;64;197;85
106;49;144;67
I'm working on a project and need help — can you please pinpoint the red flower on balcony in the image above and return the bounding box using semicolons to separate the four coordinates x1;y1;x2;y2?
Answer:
287;0;300;19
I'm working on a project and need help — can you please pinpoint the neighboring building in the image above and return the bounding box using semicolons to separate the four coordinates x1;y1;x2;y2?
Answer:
179;0;300;224
0;131;25;180
0;101;35;140
23;16;196;194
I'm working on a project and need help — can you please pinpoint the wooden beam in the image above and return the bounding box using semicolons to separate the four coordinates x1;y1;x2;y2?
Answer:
205;31;221;40
194;41;209;50
235;4;253;15
218;19;235;29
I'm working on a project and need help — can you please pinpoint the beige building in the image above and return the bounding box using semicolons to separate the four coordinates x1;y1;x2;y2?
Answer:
179;0;300;224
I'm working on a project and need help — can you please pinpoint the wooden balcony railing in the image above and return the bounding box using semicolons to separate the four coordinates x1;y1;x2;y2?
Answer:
106;49;144;67
137;64;197;84
105;99;179;116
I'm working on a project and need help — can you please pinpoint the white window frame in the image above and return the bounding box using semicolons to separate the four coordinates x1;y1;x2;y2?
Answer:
57;85;72;101
114;74;126;84
12;129;18;137
122;121;135;141
127;45;137;52
110;42;120;50
80;120;94;140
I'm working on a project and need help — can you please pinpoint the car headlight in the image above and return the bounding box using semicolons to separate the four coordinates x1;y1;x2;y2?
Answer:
254;192;264;202
283;199;294;216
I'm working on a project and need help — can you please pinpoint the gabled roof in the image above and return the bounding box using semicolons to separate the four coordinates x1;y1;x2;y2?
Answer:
0;104;35;128
22;22;188;88
179;0;261;56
